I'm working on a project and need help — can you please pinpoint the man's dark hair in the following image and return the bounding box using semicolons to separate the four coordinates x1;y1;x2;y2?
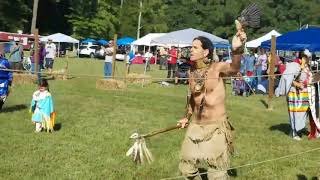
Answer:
193;36;213;59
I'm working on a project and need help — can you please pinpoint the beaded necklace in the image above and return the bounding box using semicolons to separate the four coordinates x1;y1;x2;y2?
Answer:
191;60;209;93
190;60;210;117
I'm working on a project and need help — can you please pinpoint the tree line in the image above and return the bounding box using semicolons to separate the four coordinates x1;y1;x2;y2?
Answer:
0;0;319;41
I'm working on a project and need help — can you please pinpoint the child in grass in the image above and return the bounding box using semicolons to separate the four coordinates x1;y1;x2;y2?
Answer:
30;79;54;132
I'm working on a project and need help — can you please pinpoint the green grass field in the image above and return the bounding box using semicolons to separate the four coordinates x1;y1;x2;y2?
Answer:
0;58;319;180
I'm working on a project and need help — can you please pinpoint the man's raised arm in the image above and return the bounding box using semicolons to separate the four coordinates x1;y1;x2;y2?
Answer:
219;30;246;77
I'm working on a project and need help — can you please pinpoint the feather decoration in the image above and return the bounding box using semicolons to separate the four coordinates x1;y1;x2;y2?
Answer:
238;3;261;28
126;125;180;165
126;136;154;164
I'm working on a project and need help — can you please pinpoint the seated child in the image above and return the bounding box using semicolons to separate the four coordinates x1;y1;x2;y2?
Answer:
175;60;191;85
30;79;55;132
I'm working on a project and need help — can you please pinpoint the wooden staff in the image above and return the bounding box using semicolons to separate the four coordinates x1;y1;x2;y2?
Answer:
142;124;180;138
268;35;276;110
112;34;118;79
34;29;39;82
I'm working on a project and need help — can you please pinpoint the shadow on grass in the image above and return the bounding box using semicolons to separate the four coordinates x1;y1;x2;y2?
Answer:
228;169;237;177
1;104;28;113
297;174;319;180
54;123;62;131
270;124;309;136
269;123;291;135
260;99;268;108
197;168;237;179
297;174;308;180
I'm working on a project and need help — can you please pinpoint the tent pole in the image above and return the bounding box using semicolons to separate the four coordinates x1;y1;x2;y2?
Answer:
155;45;158;64
58;42;60;58
77;43;80;58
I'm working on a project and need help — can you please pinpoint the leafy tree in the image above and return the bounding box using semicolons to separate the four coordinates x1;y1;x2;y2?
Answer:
0;0;32;33
118;0;168;38
67;0;118;39
0;0;319;41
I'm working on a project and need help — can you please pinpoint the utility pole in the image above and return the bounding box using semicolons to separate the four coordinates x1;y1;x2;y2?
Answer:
137;0;142;39
121;0;124;8
31;0;39;33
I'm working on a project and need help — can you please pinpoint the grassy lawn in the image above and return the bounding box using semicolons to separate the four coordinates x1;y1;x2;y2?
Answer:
0;57;319;180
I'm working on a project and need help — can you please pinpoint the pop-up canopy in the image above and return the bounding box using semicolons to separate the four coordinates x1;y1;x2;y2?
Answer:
246;30;281;48
261;27;320;52
151;28;229;47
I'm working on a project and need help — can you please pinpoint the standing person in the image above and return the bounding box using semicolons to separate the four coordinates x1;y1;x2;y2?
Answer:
8;41;23;71
276;50;320;140
177;30;246;178
127;49;135;74
0;48;13;110
159;46;167;70
144;49;153;71
255;48;267;84
245;50;256;77
302;50;320;140
45;39;56;73
31;42;46;83
240;54;246;75
104;40;114;79
167;46;177;80
30;79;54;133
260;49;268;75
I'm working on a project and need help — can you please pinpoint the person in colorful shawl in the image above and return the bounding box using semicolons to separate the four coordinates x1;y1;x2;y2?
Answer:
276;49;320;140
303;50;320;140
30;79;54;133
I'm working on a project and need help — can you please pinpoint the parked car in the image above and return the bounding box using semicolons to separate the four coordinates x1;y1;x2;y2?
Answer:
116;54;127;61
94;46;106;59
78;45;98;58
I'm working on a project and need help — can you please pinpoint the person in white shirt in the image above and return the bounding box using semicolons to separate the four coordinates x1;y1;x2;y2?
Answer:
144;49;153;71
45;39;56;73
104;40;114;78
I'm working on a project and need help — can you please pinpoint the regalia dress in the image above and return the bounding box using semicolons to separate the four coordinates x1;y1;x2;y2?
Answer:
277;61;320;137
31;90;54;131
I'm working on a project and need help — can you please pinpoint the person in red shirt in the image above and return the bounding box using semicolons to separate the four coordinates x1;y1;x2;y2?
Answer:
278;58;286;74
167;46;178;79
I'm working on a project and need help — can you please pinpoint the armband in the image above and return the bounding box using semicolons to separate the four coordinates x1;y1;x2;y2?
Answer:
186;112;192;120
232;48;244;55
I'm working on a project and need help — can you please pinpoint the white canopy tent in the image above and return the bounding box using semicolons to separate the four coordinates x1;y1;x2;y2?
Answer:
151;28;229;47
132;33;166;46
40;33;79;57
246;30;281;48
131;33;167;56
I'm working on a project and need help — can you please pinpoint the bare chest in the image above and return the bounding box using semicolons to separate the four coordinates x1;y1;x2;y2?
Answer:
189;68;225;106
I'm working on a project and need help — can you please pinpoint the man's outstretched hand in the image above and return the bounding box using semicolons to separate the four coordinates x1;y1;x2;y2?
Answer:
232;20;247;54
177;118;189;129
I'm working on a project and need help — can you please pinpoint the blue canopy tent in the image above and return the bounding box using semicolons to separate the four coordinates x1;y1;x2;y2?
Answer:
214;43;231;49
117;37;135;46
81;38;96;44
97;39;108;45
213;43;232;61
261;27;320;52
